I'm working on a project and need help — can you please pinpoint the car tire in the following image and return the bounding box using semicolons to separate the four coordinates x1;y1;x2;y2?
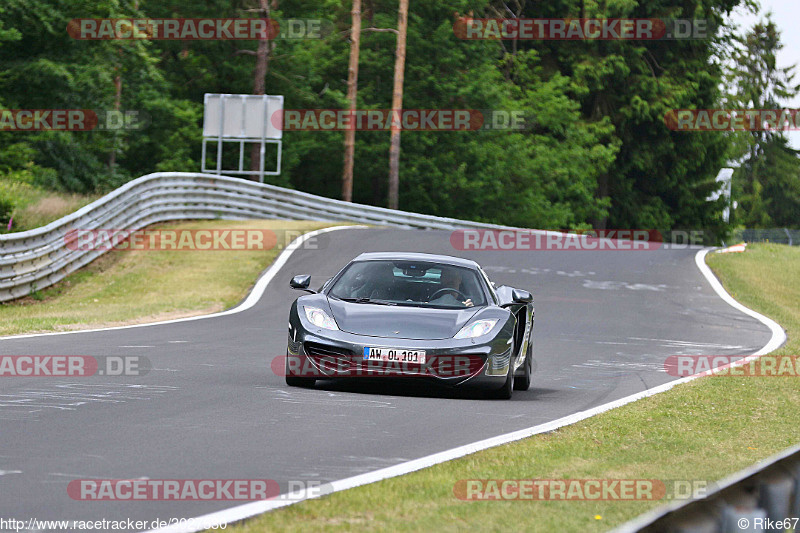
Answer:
513;339;532;391
285;357;316;388
286;375;316;388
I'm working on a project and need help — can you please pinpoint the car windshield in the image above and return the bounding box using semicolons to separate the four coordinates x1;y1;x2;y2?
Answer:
328;260;487;309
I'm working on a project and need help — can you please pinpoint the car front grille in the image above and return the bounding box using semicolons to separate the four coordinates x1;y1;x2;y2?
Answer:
304;342;353;358
304;342;356;373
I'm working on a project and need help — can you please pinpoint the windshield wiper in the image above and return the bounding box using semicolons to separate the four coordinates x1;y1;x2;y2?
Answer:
336;297;396;306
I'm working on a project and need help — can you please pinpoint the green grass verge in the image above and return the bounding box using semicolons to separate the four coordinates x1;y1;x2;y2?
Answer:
0;219;331;336
0;177;98;233
228;243;799;533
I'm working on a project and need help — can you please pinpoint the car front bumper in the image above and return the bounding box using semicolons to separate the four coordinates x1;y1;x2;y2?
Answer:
286;326;515;390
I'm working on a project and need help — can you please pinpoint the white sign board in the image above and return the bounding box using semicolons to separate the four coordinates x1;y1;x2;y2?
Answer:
203;94;283;140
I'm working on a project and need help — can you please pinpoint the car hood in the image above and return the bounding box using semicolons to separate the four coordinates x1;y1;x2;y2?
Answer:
327;297;481;340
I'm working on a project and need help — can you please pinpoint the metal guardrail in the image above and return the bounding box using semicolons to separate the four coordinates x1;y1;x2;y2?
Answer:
737;228;799;246
613;445;800;533
0;172;532;303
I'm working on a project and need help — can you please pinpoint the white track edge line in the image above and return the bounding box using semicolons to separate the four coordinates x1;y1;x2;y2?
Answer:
147;247;787;533
694;248;786;355
0;225;366;341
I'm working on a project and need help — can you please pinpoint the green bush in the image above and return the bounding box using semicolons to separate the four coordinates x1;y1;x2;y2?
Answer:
0;188;15;230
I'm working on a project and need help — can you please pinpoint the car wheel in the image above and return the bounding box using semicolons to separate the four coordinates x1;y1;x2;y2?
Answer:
285;357;315;388
513;339;532;391
286;375;316;387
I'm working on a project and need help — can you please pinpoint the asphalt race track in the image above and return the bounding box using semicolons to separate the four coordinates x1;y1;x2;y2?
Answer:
0;227;773;528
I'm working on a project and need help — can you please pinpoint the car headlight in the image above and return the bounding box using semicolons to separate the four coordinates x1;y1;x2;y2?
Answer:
454;319;498;339
304;306;339;331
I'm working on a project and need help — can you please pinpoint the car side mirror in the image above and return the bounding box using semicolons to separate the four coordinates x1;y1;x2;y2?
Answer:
290;275;316;293
512;289;533;304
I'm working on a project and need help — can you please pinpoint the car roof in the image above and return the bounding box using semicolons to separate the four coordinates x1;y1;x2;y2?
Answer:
352;252;480;269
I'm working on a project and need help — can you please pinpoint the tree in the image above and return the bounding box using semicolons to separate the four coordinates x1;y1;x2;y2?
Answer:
250;0;278;181
387;0;408;210
0;0;760;235
342;0;362;202
0;0;168;192
734;135;800;228
729;16;800;227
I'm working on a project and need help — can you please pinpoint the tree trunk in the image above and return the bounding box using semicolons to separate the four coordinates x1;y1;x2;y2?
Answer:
108;72;122;170
342;0;362;202
249;0;275;181
593;172;608;230
591;97;608;230
387;0;409;210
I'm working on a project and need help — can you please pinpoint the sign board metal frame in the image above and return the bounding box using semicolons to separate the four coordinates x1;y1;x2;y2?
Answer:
201;94;283;182
707;167;734;223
